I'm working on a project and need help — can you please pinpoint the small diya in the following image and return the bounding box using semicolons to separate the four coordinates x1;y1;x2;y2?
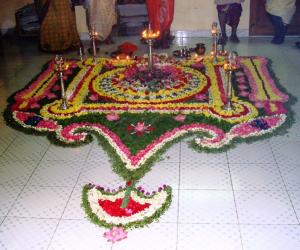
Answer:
172;47;192;58
195;43;206;56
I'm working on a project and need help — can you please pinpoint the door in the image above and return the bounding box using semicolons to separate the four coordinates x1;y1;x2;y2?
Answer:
250;0;300;36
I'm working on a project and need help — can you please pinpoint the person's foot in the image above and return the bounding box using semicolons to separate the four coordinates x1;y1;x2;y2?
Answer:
104;39;114;45
153;40;161;49
229;34;240;43
168;34;175;42
160;42;170;49
218;35;228;45
87;47;100;54
271;36;284;45
154;41;170;49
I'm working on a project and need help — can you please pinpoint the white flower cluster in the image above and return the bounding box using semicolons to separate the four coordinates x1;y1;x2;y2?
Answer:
87;187;169;226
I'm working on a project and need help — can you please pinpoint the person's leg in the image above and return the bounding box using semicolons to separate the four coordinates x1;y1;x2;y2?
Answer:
269;14;286;44
230;24;239;43
228;3;242;43
156;0;174;49
278;20;287;43
269;14;280;41
217;10;228;44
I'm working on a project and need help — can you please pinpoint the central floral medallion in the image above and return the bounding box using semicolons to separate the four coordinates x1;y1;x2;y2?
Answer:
91;60;208;103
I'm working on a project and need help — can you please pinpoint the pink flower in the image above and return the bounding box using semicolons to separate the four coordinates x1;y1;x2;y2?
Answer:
238;84;248;90
236;77;245;84
52;85;60;91
127;122;154;136
29;102;40;109
15;111;32;122
239;91;249;97
125;208;133;215
135;122;147;132
230;123;258;136
174;114;186;122
103;227;127;244
106;113;120;121
89;94;99;101
254;101;265;108
191;62;205;71
47;93;57;99
36;120;58;130
194;93;208;101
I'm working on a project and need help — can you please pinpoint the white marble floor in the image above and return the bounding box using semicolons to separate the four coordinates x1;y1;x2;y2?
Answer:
0;35;300;250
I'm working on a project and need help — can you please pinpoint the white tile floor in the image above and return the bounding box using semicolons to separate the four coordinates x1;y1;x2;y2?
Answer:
0;35;300;250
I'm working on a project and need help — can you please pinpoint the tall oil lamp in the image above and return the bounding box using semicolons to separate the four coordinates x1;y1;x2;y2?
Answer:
141;24;160;71
54;55;69;110
222;52;238;110
89;25;99;64
79;46;84;63
211;22;219;64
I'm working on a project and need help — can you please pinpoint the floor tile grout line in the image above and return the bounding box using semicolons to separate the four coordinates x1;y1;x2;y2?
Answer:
71;138;95;188
73;142;97;190
84;138;95;162
45;134;97;240
170;188;298;192
0;132;18;157
176;222;300;226
175;141;182;250
281;49;300;73
46;155;88;250
268;140;300;225
14;184;82;188
226;151;245;250
1;142;51;227
4;215;300;226
3;216;62;220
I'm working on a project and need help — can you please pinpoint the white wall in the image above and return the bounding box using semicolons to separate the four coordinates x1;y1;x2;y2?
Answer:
171;0;250;36
1;0;250;37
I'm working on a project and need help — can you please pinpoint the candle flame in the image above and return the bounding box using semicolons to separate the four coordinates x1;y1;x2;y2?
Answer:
142;28;160;39
223;62;237;71
211;22;219;35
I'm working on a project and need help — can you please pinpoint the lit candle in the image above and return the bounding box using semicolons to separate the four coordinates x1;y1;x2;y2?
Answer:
211;22;218;36
79;47;84;62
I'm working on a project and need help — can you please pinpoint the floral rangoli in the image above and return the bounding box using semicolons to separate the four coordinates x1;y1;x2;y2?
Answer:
4;54;293;235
